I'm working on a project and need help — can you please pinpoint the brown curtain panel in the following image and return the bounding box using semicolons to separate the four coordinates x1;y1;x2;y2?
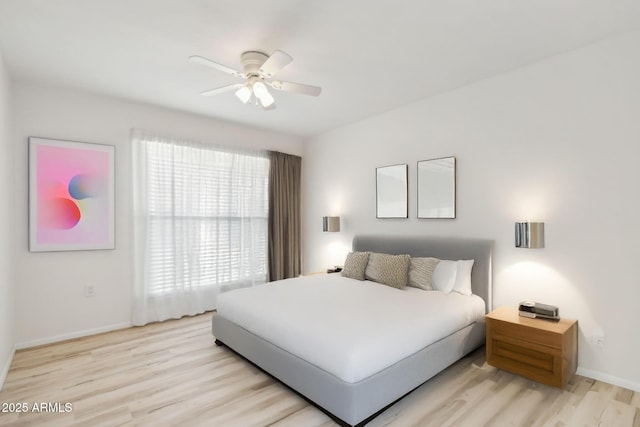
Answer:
268;151;302;281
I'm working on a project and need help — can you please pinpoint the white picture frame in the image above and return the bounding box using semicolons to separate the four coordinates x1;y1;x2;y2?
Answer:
417;156;456;219
29;137;115;252
376;164;408;219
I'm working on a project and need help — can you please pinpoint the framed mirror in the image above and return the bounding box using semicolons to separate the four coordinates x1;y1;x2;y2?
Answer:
417;156;456;219
376;164;408;218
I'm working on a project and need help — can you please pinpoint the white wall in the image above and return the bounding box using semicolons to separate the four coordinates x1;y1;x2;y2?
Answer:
303;31;640;390
13;83;303;347
0;52;16;388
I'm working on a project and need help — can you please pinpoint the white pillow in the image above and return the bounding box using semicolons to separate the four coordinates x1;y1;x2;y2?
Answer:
432;260;458;293
452;260;475;295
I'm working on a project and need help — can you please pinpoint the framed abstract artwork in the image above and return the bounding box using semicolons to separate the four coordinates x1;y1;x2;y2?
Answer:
29;137;115;252
376;164;408;218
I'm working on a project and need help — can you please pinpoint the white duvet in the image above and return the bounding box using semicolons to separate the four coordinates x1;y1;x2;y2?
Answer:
216;274;485;383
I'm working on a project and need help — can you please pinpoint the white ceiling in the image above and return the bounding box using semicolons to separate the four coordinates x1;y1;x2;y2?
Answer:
1;0;639;138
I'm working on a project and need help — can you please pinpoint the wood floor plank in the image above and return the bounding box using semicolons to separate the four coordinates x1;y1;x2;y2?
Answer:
484;379;560;427
631;391;640;409
599;400;637;427
267;406;333;427
1;312;638;427
538;376;599;427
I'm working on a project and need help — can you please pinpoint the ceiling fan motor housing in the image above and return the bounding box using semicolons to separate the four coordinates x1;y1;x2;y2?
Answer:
241;51;269;76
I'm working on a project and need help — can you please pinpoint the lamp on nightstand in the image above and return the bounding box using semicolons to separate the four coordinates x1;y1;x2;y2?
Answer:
322;216;340;232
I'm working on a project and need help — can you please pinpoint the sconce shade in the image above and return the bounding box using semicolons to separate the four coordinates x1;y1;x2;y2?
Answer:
515;222;545;248
323;216;340;232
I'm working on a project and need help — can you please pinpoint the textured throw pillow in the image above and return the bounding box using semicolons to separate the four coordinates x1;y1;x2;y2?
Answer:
452;260;475;295
407;257;441;290
341;251;370;280
432;260;458;293
364;253;411;289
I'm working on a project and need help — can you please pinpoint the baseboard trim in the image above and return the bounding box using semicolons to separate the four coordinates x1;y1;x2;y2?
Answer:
577;366;640;392
15;322;132;350
0;345;16;391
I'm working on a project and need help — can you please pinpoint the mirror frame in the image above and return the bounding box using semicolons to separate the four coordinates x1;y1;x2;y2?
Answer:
417;156;456;219
376;164;408;219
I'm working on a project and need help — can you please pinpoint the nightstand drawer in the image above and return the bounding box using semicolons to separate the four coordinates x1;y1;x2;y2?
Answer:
488;336;560;384
493;338;554;372
490;318;564;349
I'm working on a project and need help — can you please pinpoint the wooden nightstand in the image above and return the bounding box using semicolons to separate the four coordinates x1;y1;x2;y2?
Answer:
486;306;578;388
304;271;327;276
305;267;342;276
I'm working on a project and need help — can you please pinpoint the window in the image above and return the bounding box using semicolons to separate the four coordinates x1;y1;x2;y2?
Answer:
132;132;269;324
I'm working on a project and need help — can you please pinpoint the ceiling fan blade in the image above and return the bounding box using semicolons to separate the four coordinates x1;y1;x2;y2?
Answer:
268;80;321;96
190;55;244;78
200;83;244;96
259;50;293;78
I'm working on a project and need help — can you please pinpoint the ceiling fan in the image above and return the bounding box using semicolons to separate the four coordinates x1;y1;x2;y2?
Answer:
190;50;321;110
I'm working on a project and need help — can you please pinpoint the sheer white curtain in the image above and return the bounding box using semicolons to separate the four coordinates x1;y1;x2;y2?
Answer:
131;130;269;326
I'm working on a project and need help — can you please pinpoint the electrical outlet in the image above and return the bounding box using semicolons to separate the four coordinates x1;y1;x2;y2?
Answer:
85;285;96;298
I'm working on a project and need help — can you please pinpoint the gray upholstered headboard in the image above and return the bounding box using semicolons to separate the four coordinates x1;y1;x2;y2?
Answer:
352;235;494;313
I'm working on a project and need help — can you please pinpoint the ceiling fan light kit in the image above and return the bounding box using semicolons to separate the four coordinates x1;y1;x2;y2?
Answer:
235;85;252;104
190;49;321;110
251;81;275;107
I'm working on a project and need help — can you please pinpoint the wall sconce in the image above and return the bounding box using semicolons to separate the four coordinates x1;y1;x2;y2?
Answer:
515;222;545;248
323;216;340;232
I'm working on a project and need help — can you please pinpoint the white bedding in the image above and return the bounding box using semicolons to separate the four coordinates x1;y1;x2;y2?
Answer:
216;274;485;384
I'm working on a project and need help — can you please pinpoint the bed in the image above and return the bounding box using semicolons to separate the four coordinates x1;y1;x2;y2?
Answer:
212;235;493;426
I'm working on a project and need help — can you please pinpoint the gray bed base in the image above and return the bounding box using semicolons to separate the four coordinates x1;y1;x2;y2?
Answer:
213;315;484;426
212;235;493;426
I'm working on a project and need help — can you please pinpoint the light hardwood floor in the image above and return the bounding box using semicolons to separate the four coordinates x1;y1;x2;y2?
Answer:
1;312;638;427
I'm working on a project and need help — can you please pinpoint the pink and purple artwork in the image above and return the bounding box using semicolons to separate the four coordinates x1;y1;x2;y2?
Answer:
29;137;115;251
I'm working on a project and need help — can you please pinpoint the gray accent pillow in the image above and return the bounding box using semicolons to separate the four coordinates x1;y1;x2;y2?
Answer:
407;257;441;290
364;253;411;289
341;252;370;280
